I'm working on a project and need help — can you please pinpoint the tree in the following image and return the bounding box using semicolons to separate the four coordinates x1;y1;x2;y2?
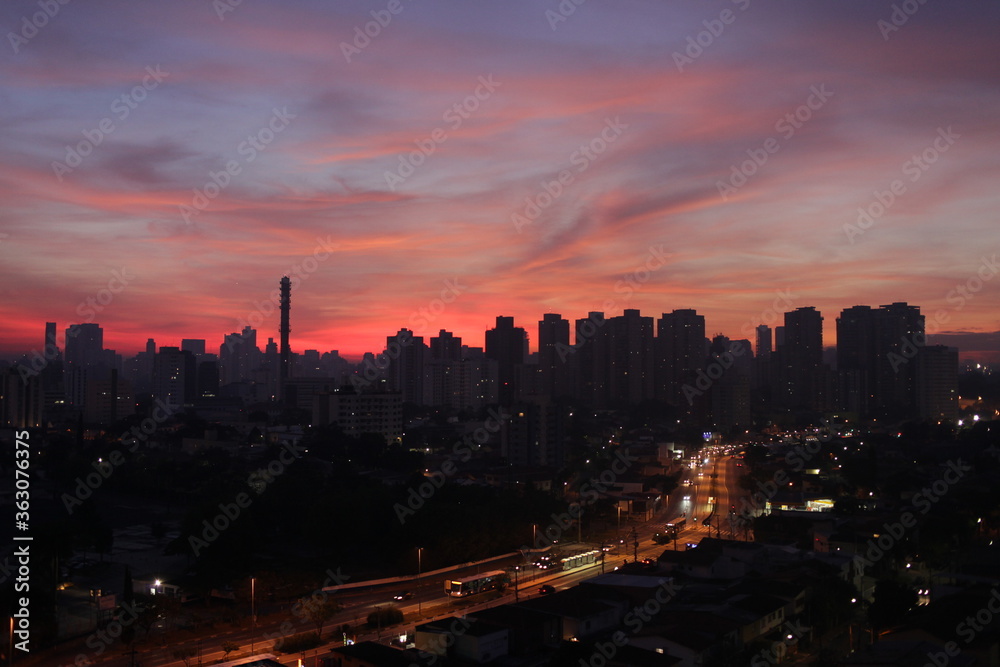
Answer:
221;641;240;659
300;595;340;639
172;647;197;666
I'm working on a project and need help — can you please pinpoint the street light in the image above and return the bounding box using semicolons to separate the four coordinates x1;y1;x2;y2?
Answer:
417;547;423;617
250;577;255;655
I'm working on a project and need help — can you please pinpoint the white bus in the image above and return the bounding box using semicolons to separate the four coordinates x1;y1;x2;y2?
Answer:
444;570;508;598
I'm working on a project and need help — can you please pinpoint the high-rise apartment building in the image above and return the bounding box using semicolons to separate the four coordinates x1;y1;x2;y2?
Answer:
574;312;610;407
485;316;528;405
656;309;706;409
538;313;572;400
836;302;926;418
154;346;196;407
609;309;654;404
783;307;824;410
386;328;426;405
916;345;958;422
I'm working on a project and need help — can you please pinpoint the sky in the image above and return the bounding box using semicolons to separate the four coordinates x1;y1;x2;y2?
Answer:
1;0;998;363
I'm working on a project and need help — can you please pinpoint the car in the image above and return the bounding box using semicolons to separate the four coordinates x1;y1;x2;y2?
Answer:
538;584;555;594
393;591;413;601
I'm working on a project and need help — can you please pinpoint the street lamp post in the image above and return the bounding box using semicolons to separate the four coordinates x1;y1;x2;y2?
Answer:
417;547;423;617
250;577;255;655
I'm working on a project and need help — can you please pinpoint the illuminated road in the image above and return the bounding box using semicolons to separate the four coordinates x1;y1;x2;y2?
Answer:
37;446;753;666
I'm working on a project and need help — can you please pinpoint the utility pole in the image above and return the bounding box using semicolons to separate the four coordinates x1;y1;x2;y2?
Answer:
417;547;423;617
250;577;255;655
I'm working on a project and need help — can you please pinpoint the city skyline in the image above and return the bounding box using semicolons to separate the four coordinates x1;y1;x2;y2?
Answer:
4;298;980;366
1;1;999;362
0;299;990;363
8;299;959;428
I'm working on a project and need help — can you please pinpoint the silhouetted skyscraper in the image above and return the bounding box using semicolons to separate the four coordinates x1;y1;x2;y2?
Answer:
427;330;461;407
430;329;462;362
181;339;206;356
386;328;426;405
875;302;924;417
154;346;195;407
609;309;654;404
41;321;63;392
64;323;104;371
84;369;133;425
779;307;824;411
707;335;752;431
837;305;876;415
220;326;259;385
538;314;571;400
656;309;706;409
44;322;58;357
64;323;107;407
836;302;926;418
280;275;291;387
917;345;958;422
485;316;528;405
755;324;772;358
574;312;610;407
1;367;43;428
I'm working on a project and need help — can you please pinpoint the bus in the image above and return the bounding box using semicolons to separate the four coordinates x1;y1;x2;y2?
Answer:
444;570;509;598
665;517;686;536
561;550;600;570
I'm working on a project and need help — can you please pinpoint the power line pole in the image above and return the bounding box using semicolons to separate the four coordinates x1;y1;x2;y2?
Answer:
417;547;423;617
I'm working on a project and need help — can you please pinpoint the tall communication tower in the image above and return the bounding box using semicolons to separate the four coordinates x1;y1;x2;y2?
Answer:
279;276;291;387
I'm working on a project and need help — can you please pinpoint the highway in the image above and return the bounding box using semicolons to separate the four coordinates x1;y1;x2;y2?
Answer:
39;445;750;666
